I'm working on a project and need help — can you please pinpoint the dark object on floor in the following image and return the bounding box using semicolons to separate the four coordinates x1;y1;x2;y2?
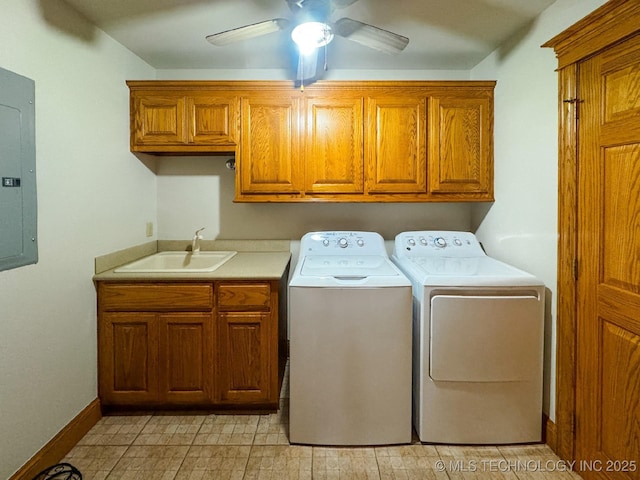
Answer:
31;463;82;480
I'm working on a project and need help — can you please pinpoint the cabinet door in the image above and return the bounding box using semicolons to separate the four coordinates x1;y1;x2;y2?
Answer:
428;94;493;196
217;312;272;404
240;95;302;194
187;94;239;145
304;96;364;194
99;312;160;405
367;96;427;193
159;313;215;404
132;93;186;146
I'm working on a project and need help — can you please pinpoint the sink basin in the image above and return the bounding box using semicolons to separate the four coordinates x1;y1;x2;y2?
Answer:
114;251;237;273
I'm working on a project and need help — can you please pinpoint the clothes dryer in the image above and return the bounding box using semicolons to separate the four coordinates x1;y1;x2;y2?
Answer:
392;231;545;444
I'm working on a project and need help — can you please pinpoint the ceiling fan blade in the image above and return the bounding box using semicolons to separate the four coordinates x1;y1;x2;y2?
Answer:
206;19;289;46
333;18;409;54
332;0;359;8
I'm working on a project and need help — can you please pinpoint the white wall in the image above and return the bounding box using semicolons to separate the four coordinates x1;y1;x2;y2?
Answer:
470;0;608;421
0;1;155;477
155;156;472;241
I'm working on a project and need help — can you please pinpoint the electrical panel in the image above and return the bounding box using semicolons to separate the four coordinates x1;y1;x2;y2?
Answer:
0;66;37;272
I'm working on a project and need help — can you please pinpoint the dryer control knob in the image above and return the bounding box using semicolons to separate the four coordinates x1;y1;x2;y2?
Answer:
338;237;349;248
434;237;447;248
356;239;365;247
322;239;330;246
408;239;416;246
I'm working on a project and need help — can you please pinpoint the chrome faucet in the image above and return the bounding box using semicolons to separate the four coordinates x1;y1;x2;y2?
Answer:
192;227;205;254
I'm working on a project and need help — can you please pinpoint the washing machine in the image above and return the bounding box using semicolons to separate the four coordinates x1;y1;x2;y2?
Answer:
392;231;545;444
289;231;412;446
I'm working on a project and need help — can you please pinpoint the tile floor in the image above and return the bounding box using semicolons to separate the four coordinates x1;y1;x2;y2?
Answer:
63;366;582;479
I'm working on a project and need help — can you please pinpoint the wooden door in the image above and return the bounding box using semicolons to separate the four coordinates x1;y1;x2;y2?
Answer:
99;312;160;405
217;312;271;404
187;94;239;145
304;95;364;194
366;95;427;193
239;95;302;195
131;93;185;146
159;313;214;404
428;94;493;196
576;34;640;479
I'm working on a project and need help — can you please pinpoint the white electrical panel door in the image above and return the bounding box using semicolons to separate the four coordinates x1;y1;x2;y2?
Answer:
0;67;36;271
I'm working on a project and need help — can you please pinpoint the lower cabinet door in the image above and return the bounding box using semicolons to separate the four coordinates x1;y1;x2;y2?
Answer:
217;312;272;404
99;312;160;405
99;312;215;406
159;313;215;404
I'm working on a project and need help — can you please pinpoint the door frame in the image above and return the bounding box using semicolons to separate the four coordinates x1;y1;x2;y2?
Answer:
543;0;640;462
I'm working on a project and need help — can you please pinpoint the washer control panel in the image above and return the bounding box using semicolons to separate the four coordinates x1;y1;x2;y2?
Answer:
301;231;386;256
393;231;485;258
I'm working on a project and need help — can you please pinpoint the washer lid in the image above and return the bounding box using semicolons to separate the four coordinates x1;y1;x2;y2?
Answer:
394;255;543;286
300;255;400;277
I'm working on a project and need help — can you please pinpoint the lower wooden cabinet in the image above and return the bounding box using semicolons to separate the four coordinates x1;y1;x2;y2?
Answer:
217;312;272;404
97;279;285;410
99;311;214;406
161;313;215;404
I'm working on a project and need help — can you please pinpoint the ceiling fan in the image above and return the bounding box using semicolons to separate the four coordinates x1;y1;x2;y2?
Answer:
205;0;409;85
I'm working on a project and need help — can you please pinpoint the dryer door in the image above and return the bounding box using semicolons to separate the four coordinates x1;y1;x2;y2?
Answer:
429;294;543;382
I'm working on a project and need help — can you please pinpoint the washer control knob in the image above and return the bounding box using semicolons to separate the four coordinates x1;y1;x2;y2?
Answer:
356;239;365;247
453;238;462;246
408;239;416;246
434;237;447;248
322;239;330;246
419;237;428;245
338;237;349;248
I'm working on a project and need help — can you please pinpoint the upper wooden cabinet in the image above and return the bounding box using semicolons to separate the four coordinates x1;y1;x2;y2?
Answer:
128;85;239;153
428;93;493;196
366;95;427;194
239;93;302;195
127;81;495;202
304;94;365;195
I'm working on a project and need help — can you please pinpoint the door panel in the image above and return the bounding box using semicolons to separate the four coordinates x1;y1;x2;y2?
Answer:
240;96;302;194
187;95;238;145
602;145;640;293
133;94;185;145
429;295;543;382
160;313;214;404
428;95;492;194
99;313;160;404
577;34;640;480
366;96;427;193
218;312;271;403
304;96;364;194
601;322;640;464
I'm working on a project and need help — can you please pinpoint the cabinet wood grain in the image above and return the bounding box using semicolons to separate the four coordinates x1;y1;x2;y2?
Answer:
127;81;495;202
367;95;427;193
428;94;493;195
97;278;286;410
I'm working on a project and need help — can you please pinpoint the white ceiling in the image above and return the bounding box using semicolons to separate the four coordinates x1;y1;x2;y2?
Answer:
60;0;556;73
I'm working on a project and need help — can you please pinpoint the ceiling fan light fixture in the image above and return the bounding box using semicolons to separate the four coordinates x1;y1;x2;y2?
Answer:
291;21;334;54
